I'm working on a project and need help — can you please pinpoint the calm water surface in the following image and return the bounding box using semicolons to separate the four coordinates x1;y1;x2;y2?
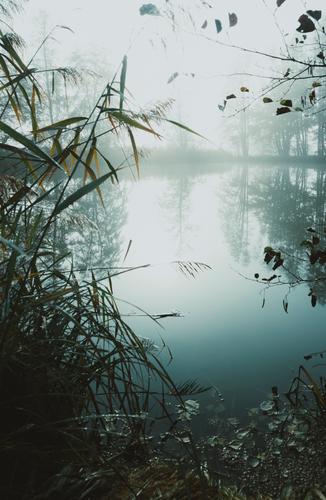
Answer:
112;162;326;416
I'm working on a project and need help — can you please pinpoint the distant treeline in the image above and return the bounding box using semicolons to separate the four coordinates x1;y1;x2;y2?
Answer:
2;147;326;181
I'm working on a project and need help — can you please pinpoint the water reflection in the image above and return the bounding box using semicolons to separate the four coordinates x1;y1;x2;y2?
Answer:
161;177;193;258
112;163;326;415
219;164;250;264
247;166;326;304
67;183;127;269
252;165;309;249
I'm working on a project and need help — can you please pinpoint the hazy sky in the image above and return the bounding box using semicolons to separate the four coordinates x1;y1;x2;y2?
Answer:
11;0;320;146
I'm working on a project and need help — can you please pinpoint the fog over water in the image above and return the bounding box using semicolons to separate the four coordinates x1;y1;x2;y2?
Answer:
10;0;326;417
112;163;326;416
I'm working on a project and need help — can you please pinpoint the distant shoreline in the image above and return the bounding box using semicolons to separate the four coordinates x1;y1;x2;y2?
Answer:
1;148;325;180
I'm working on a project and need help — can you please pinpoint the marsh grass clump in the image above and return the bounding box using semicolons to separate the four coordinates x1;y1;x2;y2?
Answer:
0;237;185;498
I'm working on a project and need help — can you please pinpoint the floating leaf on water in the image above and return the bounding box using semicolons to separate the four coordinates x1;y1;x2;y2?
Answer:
207;435;219;447
229;13;238;27
215;19;222;33
226;94;236;100
263;97;273;103
177;436;191;443
229;440;243;450
240;86;249;92
260;401;274;412
139;3;160;16
248;457;260;468
254;273;259;279
237;429;251;440
276;0;286;6
201;20;208;29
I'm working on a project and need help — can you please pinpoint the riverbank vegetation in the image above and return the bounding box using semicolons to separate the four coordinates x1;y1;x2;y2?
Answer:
0;2;208;497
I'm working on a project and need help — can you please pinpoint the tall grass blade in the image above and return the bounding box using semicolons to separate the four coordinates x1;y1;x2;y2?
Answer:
53;172;112;215
36;116;88;133
127;127;140;177
0;121;63;170
119;55;127;112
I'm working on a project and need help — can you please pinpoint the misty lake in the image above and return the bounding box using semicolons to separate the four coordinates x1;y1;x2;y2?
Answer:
110;161;326;418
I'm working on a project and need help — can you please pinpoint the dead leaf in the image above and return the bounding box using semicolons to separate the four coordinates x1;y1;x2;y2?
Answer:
297;14;316;33
215;19;222;33
229;13;238;27
276;107;291;115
